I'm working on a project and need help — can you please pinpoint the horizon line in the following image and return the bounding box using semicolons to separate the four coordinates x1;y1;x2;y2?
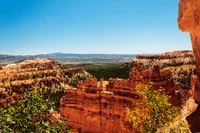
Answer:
0;49;192;56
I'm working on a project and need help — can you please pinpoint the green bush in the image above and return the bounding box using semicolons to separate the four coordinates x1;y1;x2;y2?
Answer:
167;120;191;133
86;63;134;80
125;83;180;133
0;89;70;133
68;73;92;87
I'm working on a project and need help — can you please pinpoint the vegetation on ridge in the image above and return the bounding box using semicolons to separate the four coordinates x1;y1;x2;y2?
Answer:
125;83;181;133
85;62;134;80
0;88;70;133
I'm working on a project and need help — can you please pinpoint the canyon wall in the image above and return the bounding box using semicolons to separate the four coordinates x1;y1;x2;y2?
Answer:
136;50;193;59
0;58;86;108
178;0;200;103
178;0;200;132
135;50;194;69
60;64;184;133
124;50;196;87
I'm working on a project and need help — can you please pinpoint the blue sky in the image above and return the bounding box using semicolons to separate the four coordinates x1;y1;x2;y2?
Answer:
0;0;191;55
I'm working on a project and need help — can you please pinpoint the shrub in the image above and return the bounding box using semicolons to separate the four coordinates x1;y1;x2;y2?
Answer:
0;88;70;133
68;73;92;87
125;83;180;133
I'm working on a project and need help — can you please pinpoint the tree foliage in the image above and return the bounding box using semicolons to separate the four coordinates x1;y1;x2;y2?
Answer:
68;72;92;87
0;88;70;133
125;83;180;133
163;120;191;133
86;63;134;80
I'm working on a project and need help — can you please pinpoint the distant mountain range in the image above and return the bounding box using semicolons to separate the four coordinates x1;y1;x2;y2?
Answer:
0;53;137;65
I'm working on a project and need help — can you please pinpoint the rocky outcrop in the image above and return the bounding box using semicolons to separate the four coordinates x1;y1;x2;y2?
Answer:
60;64;185;133
135;50;195;69
107;64;183;105
60;88;137;133
137;50;193;59
124;50;196;87
0;58;87;107
178;0;200;103
178;0;200;132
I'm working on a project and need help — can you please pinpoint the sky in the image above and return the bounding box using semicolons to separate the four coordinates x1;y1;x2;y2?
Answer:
0;0;192;55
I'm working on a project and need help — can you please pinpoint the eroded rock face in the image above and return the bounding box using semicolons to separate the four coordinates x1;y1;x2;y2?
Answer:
178;0;200;34
128;50;196;88
135;50;195;69
60;64;184;133
136;50;194;60
178;0;200;132
178;0;200;103
0;58;86;107
60;89;137;133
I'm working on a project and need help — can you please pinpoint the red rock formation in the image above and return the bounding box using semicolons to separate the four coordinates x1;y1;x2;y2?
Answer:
178;0;200;132
178;0;200;103
107;64;174;94
136;50;193;59
132;50;196;88
60;84;137;133
108;64;182;105
60;64;183;133
0;58;87;108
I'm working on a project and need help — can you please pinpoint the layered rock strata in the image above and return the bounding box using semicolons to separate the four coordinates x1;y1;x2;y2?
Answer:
60;64;184;133
123;50;196;87
135;50;195;68
0;58;86;107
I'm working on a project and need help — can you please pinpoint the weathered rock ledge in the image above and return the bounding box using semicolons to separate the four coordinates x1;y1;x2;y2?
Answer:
60;64;185;133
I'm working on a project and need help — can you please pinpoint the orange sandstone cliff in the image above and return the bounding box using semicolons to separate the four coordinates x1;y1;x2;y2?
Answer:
178;0;200;104
123;50;196;88
178;0;200;132
59;64;184;133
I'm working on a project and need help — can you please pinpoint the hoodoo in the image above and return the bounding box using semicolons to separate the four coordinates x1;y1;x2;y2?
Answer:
60;64;183;132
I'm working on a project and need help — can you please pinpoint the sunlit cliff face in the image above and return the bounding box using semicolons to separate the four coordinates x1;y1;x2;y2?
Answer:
178;0;200;35
178;0;200;104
